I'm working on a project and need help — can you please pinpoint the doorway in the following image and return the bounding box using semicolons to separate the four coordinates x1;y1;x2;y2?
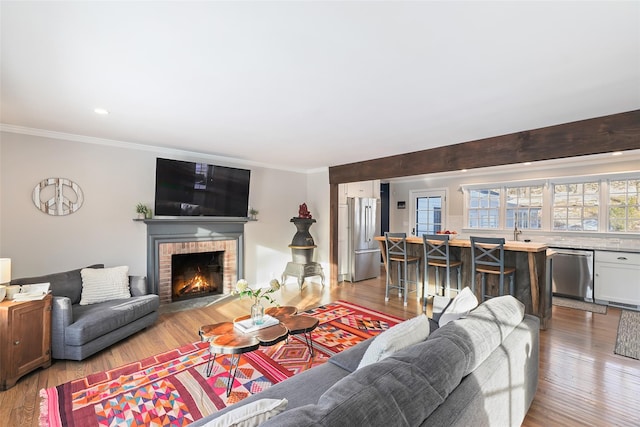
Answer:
410;189;447;236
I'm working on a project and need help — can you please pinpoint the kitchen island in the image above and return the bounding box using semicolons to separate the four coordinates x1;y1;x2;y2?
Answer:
375;236;551;329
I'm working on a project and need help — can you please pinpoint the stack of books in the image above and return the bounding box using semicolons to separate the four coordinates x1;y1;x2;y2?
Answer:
7;282;50;301
234;315;279;333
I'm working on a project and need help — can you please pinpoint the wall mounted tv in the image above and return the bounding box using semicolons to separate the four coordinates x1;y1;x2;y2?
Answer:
154;158;251;217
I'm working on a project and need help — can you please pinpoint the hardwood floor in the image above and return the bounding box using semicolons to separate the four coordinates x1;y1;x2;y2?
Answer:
1;275;638;426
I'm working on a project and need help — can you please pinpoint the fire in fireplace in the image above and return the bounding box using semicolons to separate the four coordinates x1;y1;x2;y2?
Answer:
171;251;224;301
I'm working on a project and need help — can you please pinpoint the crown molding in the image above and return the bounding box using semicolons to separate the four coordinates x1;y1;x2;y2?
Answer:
0;123;324;175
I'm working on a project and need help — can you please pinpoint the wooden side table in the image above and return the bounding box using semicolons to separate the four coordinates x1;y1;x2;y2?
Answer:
0;294;52;390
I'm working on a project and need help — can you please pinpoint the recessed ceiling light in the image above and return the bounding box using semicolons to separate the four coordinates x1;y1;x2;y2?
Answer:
524;162;532;166
461;169;468;172
612;151;623;156
94;108;109;115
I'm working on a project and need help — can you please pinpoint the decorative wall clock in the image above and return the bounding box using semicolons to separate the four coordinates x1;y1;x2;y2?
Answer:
32;178;84;216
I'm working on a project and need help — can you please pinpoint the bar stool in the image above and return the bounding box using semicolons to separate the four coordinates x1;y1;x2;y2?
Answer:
470;236;516;301
422;234;462;311
385;232;420;306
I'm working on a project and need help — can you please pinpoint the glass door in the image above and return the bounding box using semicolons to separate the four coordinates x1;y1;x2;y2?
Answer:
410;190;446;236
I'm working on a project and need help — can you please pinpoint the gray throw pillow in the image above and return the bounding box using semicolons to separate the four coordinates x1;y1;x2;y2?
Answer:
430;295;525;375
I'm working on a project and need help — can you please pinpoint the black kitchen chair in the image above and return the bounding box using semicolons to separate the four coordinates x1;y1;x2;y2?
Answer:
385;232;420;306
422;234;462;311
470;236;515;301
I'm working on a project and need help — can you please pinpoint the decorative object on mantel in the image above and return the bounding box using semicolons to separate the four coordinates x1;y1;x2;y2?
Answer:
281;214;325;289
32;178;84;216
234;279;281;325
249;207;259;220
298;203;312;219
135;203;152;219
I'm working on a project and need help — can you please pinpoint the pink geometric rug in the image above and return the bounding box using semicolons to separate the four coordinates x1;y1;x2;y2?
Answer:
40;300;402;426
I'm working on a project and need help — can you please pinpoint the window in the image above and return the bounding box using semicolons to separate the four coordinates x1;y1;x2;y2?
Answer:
505;185;543;229
467;188;500;229
194;163;208;190
552;182;599;231
463;175;639;234
608;179;640;232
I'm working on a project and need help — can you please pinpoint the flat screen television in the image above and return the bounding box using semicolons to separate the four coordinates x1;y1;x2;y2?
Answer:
154;158;251;217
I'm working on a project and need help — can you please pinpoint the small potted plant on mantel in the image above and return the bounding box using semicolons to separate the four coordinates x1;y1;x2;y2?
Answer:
249;208;259;220
136;203;151;219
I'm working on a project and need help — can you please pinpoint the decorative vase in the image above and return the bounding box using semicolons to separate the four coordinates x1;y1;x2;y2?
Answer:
290;217;316;246
137;213;145;219
251;301;265;325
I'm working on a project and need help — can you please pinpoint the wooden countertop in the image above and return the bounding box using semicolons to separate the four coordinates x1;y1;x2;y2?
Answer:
374;235;548;253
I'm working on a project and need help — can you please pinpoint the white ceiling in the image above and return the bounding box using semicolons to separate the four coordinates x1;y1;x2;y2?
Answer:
1;1;639;172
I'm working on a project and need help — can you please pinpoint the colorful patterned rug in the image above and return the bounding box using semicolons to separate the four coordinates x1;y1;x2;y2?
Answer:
40;300;402;427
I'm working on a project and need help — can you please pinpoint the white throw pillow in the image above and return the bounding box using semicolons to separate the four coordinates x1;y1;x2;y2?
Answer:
202;398;288;427
80;266;131;305
438;286;479;327
357;313;431;369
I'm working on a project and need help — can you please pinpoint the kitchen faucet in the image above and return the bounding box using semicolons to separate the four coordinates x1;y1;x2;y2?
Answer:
513;221;522;241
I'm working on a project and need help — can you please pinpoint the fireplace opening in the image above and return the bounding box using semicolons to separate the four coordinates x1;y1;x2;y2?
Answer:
171;251;224;301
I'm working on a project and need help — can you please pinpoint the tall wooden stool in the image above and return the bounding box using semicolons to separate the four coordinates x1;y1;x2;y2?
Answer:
385;232;420;306
470;236;515;301
422;234;462;311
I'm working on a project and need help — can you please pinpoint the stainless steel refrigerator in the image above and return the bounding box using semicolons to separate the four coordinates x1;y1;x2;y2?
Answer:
347;197;381;282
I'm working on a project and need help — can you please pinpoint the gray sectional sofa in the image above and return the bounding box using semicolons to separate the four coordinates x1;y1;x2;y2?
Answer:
190;295;539;427
12;264;160;361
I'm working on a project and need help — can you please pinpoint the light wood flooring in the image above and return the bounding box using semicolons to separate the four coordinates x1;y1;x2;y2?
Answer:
1;275;639;426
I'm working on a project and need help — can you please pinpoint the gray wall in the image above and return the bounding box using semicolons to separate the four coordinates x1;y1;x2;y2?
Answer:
0;131;329;286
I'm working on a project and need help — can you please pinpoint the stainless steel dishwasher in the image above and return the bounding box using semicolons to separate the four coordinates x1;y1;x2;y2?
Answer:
549;247;594;302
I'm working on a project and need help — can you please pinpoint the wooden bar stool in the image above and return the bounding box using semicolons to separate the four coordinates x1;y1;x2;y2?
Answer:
422;234;462;311
384;232;420;306
470;236;515;301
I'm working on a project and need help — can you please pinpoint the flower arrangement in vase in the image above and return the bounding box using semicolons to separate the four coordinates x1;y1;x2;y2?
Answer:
235;278;281;325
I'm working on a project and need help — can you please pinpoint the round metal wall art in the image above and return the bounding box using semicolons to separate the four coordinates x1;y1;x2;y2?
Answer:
32;178;84;216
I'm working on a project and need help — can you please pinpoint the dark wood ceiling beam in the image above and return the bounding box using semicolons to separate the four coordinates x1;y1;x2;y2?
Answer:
329;109;640;184
327;109;640;286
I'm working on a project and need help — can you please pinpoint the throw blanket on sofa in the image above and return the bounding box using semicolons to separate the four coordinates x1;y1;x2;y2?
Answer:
40;300;402;427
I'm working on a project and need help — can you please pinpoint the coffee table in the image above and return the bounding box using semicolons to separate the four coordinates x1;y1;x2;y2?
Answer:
199;306;319;397
279;314;319;356
264;305;319;355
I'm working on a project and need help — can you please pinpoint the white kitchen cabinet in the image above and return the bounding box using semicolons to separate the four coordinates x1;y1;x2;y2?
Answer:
338;180;380;204
337;204;349;281
594;251;640;307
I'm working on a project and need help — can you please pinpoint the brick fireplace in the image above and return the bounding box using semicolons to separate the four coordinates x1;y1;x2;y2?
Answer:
142;218;246;305
159;240;236;304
